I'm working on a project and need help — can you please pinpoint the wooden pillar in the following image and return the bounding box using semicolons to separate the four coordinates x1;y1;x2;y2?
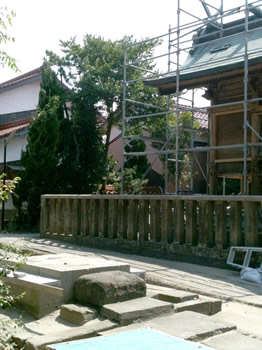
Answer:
229;201;243;246
138;199;149;242
161;200;172;243
149;200;161;242
174;199;184;244
185;200;197;245
245;201;259;246
215;200;227;248
118;199;128;239
108;199;118;239
99;199;108;238
198;200;214;247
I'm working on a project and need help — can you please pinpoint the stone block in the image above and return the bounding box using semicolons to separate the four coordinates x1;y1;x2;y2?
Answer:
174;297;222;315
60;304;97;325
24;319;117;350
151;290;199;303
75;271;146;306
101;297;174;325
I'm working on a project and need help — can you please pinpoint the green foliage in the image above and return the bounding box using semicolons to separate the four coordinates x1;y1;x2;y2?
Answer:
0;174;20;201
0;6;17;71
46;35;164;183
14;64;106;227
103;156;148;194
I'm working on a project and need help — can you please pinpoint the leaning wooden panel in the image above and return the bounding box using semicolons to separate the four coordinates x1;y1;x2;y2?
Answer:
215;201;227;248
185;200;197;245
229;201;243;246
245;201;259;246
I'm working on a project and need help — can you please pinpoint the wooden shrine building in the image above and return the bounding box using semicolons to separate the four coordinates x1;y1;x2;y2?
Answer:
145;12;262;195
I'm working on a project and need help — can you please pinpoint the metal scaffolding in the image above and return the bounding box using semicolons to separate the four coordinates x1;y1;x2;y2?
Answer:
121;0;262;195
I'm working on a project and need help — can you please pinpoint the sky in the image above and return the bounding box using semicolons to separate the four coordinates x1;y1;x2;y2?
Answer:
0;0;247;87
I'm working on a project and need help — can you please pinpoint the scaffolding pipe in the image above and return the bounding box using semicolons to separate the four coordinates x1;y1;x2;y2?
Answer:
243;0;249;195
120;42;127;194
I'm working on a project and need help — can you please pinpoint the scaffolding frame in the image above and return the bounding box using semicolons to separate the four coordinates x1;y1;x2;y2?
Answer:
121;0;262;196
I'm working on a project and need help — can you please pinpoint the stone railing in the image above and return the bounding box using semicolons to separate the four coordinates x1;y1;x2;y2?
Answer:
40;195;262;263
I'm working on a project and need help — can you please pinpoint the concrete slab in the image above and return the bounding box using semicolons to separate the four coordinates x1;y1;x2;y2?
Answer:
24;319;118;350
174;296;222;315
203;331;262;350
151;289;199;303
0;253;130;318
101;297;174;325
46;328;212;350
60;304;97;325
100;311;236;342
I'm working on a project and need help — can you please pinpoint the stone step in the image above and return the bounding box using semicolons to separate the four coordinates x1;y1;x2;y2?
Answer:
202;330;262;350
22;319;117;350
101;297;174;325
60;304;97;325
100;311;236;342
174;296;222;316
150;289;199;303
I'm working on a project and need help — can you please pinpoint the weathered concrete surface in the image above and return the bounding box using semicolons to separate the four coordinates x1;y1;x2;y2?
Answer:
24;319;117;350
60;304;97;325
4;280;64;319
0;234;261;308
100;311;236;341
75;271;146;306
150;289;199;303
174;296;222;315
101;297;174;325
203;331;262;350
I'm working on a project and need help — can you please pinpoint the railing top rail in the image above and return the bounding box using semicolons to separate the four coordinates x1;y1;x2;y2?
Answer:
41;194;262;202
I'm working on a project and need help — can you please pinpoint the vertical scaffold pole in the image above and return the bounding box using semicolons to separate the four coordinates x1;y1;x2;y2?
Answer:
120;41;127;194
190;89;195;193
165;25;172;194
243;0;249;195
175;0;180;194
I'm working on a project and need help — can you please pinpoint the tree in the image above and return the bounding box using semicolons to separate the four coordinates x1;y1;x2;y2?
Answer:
14;64;106;227
46;35;167;192
47;35;164;159
0;6;17;71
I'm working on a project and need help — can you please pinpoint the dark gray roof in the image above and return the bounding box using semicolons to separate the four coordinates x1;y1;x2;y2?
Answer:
144;16;262;94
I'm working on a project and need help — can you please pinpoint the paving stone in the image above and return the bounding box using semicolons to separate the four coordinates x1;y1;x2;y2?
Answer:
24;319;117;350
101;297;174;325
202;330;262;350
151;289;199;303
100;311;236;341
174;297;222;315
75;271;146;307
60;304;97;325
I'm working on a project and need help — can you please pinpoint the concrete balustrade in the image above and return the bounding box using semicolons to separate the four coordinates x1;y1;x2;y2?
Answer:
40;194;262;263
